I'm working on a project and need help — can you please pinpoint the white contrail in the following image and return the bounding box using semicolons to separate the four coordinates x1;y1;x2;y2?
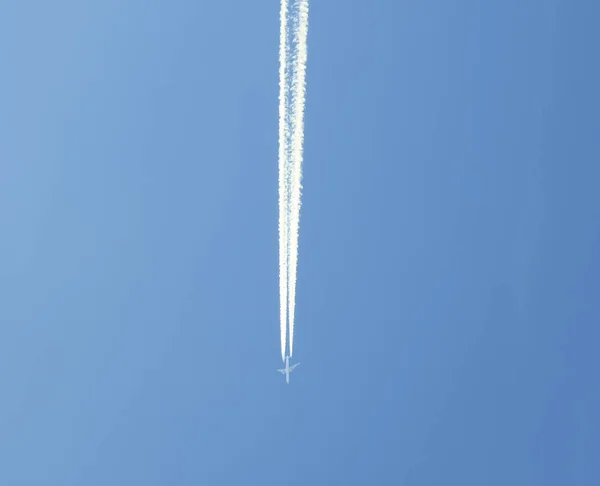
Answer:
287;0;309;358
277;0;309;362
278;0;290;362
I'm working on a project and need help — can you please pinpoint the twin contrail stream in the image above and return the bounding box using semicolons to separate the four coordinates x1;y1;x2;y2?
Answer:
278;0;309;362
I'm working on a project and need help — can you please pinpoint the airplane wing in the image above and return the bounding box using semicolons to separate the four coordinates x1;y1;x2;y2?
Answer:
290;363;300;371
277;368;286;374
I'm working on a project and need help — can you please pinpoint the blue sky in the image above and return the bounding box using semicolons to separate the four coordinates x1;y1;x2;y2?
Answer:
1;1;599;484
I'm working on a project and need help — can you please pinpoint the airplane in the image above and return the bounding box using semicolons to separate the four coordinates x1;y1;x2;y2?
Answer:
277;356;299;384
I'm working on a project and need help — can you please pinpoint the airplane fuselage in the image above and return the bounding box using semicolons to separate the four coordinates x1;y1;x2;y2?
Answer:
284;357;291;383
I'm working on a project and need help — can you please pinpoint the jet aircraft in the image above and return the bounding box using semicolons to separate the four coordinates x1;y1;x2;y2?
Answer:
277;356;299;384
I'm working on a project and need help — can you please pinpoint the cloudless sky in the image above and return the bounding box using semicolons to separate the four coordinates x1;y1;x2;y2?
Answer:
2;1;599;484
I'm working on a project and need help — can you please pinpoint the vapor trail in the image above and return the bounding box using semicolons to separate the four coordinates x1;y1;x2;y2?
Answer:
278;0;290;362
287;0;309;358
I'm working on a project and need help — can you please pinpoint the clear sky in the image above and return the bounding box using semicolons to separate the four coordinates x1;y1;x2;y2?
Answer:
2;1;599;484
